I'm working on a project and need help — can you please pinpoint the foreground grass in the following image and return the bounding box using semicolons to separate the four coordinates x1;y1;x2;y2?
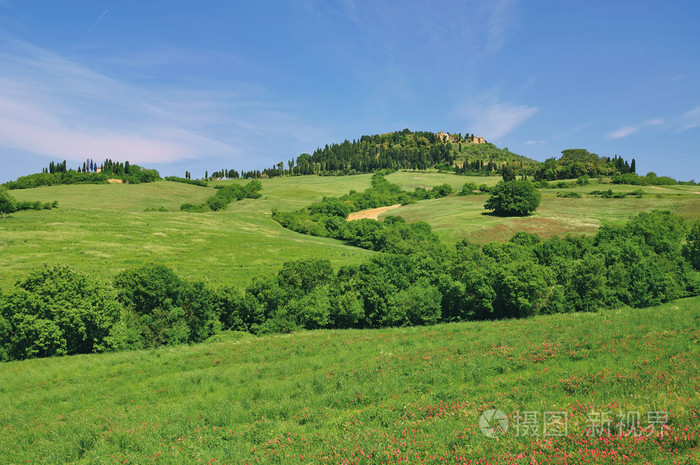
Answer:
1;297;699;464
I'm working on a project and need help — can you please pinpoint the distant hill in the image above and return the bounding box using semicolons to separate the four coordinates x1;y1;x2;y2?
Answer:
239;129;540;178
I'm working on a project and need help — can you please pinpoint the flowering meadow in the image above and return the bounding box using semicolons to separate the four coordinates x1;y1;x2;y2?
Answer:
1;296;699;464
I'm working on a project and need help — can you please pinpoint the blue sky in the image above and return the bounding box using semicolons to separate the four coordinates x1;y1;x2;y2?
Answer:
1;0;699;182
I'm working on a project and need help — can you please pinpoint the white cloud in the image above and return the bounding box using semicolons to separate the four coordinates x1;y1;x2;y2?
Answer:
607;126;639;140
0;39;317;167
457;101;538;140
606;117;665;140
678;106;700;132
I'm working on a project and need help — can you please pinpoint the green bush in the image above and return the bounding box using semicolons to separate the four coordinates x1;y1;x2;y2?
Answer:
458;182;478;196
484;181;541;216
0;265;123;360
113;264;220;348
0;187;17;217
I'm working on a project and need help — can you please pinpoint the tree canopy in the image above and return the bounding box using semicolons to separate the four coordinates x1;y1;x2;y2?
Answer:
484;180;541;216
0;187;17;218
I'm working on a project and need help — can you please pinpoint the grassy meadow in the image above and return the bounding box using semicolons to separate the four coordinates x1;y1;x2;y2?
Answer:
1;296;699;463
3;173;699;290
379;178;700;243
1;179;375;290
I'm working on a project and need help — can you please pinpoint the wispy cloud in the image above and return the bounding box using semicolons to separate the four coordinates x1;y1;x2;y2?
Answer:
607;125;639;140
678;106;700;132
0;39;317;167
484;0;518;55
606;118;664;140
456;99;538;140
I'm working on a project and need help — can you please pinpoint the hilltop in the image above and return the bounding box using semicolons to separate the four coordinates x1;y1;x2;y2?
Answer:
229;129;540;178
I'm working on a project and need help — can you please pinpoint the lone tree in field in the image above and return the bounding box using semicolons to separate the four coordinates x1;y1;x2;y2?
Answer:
484;180;541;216
0;186;17;219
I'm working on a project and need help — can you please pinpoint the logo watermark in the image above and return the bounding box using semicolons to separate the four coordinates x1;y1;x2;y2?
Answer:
478;409;509;438
479;409;669;438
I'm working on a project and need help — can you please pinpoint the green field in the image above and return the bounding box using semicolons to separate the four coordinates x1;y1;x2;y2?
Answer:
379;179;700;243
1;180;375;291
1;296;698;463
3;173;699;291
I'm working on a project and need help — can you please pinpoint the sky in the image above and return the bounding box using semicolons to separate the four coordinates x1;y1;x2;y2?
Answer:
0;0;699;182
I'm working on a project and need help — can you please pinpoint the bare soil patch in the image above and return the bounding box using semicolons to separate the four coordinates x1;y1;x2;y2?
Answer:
107;179;123;184
347;204;402;221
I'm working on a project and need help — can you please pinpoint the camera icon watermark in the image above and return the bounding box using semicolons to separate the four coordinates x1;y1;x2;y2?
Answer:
478;409;509;438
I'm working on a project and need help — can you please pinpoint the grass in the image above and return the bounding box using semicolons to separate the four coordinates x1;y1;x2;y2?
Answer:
379;180;700;243
3;175;699;290
1;180;374;290
1;297;699;463
0;172;499;290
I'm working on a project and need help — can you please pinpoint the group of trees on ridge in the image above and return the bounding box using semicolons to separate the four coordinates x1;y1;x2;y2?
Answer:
5;130;693;190
4;158;160;190
199;132;679;184
1;209;699;361
200;130;539;180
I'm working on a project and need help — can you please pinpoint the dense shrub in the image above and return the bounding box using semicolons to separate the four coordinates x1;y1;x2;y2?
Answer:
458;182;478;196
0;187;17;217
557;192;581;198
684;221;700;270
113;264;220;348
0;265;123;360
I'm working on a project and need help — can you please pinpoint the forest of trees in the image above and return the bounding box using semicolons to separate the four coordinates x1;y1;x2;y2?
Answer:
202;132;672;183
201;130;536;180
534;149;637;181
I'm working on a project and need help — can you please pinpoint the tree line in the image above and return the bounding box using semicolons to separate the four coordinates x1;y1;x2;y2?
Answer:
1;209;698;361
0;186;58;219
180;180;262;212
533;150;637;181
4;159;160;189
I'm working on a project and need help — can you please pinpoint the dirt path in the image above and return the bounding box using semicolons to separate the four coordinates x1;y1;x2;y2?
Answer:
347;204;402;221
647;186;700;194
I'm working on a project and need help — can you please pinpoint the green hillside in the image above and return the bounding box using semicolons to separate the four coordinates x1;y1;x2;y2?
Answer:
379;176;700;243
1;297;698;463
244;129;538;177
0;179;375;290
